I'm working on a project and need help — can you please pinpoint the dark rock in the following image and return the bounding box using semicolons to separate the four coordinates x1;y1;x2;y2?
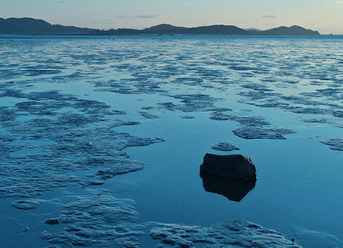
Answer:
44;218;60;225
200;153;256;181
201;173;256;202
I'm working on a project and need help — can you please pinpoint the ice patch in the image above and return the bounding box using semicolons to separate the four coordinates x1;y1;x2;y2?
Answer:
40;189;145;248
139;111;160;119
149;220;300;248
11;199;41;210
211;142;239;151
320;138;343;151
39;189;301;248
233;126;296;140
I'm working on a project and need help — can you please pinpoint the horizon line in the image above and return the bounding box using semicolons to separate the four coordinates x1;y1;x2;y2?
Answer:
2;17;341;35
0;17;322;33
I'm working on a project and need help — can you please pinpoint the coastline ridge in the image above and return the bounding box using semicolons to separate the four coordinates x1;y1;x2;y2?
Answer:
0;17;320;35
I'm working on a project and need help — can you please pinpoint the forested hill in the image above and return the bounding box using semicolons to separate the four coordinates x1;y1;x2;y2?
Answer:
0;17;320;35
0;17;94;34
258;25;320;35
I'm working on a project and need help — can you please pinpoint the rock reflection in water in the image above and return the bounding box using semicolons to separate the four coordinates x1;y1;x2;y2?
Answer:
200;173;256;202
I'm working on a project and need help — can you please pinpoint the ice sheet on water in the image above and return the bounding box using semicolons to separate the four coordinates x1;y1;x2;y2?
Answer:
2;35;343;247
39;189;300;248
180;115;196;119
302;118;331;124
149;220;301;248
233;126;296;140
156;94;233;118
40;189;145;248
139;111;160;119
320;138;343;151
11;199;41;210
0;83;164;201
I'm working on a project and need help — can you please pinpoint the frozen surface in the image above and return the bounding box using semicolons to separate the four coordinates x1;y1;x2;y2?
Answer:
211;141;239;151
1;35;343;247
149;221;301;248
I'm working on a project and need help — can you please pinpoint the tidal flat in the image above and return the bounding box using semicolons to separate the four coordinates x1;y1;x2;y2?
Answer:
1;35;343;247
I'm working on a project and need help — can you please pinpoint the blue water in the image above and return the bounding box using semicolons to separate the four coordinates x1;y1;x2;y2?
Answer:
1;34;343;247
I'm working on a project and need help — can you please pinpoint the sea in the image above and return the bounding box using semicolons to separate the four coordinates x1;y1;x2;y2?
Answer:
1;34;343;248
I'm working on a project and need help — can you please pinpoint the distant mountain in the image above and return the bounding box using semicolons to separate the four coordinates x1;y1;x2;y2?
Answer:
144;24;186;33
141;24;248;35
0;17;95;34
255;25;320;35
99;24;248;35
0;17;320;35
190;25;248;35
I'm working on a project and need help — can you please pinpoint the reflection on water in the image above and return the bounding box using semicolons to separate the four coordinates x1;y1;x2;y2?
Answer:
200;172;256;202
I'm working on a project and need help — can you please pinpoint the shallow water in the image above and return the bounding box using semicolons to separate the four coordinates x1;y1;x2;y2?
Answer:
1;34;343;247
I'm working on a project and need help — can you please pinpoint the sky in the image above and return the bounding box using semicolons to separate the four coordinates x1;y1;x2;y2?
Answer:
1;0;343;34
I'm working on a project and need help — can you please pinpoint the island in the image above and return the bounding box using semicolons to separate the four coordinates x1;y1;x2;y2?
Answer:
0;17;320;35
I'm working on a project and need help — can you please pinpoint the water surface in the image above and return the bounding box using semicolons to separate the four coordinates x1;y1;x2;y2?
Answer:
1;34;343;247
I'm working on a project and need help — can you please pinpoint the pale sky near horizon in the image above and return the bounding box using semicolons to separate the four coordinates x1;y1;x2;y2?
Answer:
1;0;343;34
